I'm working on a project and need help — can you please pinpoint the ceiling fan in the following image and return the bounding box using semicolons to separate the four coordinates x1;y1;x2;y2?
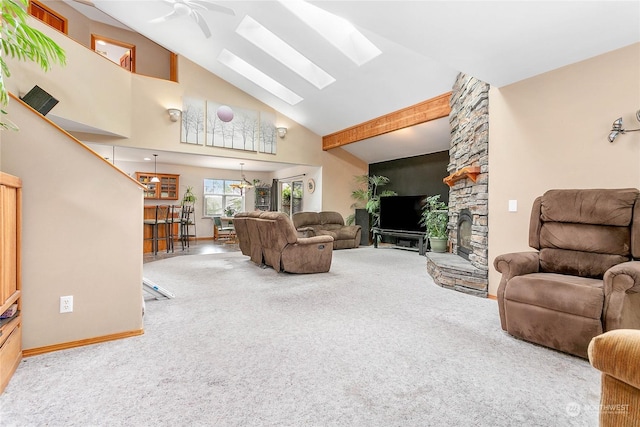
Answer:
150;0;235;38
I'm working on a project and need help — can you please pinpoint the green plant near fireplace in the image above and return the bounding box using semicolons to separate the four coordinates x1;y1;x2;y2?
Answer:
346;174;396;228
420;194;449;253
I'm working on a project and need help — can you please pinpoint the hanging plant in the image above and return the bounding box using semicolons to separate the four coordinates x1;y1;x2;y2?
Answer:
181;186;197;205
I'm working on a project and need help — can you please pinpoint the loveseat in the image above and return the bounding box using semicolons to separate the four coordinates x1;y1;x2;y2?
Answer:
233;211;334;273
292;211;361;249
589;329;640;426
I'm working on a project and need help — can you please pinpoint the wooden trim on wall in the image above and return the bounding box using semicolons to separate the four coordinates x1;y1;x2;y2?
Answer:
22;329;144;357
170;53;179;82
322;92;452;151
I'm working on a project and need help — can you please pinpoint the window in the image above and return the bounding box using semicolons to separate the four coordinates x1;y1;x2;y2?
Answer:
29;0;68;34
203;179;243;217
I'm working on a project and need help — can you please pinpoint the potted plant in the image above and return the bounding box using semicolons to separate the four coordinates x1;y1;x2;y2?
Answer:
181;186;197;205
346;174;396;226
281;185;291;213
420;194;449;253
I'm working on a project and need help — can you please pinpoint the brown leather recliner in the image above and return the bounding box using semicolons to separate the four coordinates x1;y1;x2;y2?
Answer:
233;211;263;265
234;211;334;273
494;188;640;358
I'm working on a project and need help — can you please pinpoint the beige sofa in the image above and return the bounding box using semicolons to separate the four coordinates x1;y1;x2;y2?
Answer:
494;188;640;358
292;211;361;249
233;211;334;273
589;329;640;426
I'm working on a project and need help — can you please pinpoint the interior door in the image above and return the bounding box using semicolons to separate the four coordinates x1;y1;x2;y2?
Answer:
119;52;132;71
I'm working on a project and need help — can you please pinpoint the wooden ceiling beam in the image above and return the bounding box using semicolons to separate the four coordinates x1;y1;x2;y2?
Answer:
322;92;452;151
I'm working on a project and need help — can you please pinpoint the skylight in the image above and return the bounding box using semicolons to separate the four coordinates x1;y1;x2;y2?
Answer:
236;16;335;90
278;0;382;66
217;49;303;106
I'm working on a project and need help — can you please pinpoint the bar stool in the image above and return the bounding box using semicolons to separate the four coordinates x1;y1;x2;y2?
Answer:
179;204;196;250
144;205;171;255
165;205;176;253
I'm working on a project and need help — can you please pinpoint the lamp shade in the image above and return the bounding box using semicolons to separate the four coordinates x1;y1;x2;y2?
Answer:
217;105;234;122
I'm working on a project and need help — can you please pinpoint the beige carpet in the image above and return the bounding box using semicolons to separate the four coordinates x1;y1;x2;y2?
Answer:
0;247;600;426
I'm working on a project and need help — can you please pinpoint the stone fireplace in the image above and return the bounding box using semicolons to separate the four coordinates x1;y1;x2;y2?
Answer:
426;73;489;297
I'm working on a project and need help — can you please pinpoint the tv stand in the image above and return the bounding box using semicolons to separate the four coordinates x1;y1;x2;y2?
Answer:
372;228;427;255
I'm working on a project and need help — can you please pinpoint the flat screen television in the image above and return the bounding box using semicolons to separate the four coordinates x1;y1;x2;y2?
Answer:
379;195;427;232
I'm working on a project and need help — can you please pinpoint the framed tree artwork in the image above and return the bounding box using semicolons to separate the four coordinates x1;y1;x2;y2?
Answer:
205;101;258;151
181;97;205;145
259;111;277;154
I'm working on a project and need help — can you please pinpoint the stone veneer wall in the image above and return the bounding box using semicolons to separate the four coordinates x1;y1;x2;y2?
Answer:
446;73;490;292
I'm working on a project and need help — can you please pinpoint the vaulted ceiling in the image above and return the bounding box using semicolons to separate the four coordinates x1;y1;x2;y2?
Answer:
74;1;639;165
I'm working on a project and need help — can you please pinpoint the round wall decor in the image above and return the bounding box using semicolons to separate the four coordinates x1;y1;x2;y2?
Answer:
307;179;315;193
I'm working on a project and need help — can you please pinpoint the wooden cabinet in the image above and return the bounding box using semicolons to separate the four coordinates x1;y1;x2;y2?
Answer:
0;172;22;394
255;186;271;211
136;173;179;200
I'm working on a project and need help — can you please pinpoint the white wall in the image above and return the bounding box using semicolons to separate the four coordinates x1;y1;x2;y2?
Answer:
1;99;144;350
488;43;640;296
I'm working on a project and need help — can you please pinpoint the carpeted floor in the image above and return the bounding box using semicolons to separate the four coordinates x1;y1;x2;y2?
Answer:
0;247;600;426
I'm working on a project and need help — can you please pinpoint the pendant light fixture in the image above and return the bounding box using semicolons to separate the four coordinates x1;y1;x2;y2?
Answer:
150;154;160;183
230;162;254;193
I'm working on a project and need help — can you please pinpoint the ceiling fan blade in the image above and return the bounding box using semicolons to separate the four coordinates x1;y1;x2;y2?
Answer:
187;0;235;16
150;10;180;23
192;11;212;38
69;0;95;6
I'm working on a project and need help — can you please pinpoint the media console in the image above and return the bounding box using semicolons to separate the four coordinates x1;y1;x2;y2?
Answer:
372;228;427;256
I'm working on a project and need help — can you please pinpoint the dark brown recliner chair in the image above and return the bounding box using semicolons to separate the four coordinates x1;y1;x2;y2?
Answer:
494;188;640;358
233;211;263;265
256;212;334;273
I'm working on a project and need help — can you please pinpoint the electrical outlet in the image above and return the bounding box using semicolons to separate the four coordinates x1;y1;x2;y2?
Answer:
60;295;73;313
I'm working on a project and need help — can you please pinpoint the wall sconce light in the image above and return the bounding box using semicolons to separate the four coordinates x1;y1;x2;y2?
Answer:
277;127;288;138
608;110;640;143
167;108;182;122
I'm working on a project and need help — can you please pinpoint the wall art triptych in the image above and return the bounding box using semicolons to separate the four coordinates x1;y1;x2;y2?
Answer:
180;97;277;155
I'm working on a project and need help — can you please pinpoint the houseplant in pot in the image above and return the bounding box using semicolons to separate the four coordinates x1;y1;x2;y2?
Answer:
420;194;449;253
346;174;396;244
181;186;197;205
346;174;396;224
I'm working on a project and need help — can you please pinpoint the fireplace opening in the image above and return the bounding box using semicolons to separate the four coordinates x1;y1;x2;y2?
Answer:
458;209;473;260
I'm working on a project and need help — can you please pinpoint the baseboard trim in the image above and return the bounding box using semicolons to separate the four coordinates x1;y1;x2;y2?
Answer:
22;329;144;357
487;294;497;300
